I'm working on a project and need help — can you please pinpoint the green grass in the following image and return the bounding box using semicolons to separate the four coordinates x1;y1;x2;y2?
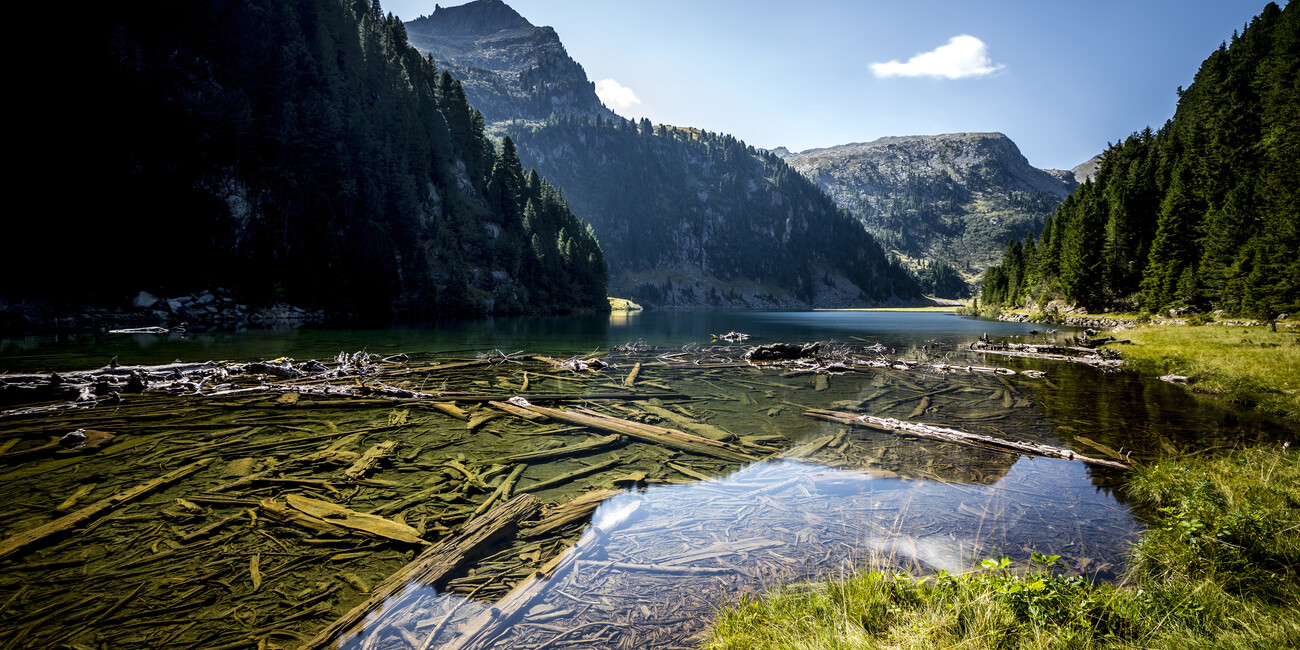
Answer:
1109;325;1300;423
706;445;1300;649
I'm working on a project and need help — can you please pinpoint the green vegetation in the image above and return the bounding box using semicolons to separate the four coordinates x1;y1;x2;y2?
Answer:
14;0;606;318
707;445;1300;649
509;115;920;307
982;2;1299;321
1109;325;1300;423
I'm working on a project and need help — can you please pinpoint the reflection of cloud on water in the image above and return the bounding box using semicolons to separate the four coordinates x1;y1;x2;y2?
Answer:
350;458;1141;649
867;535;979;574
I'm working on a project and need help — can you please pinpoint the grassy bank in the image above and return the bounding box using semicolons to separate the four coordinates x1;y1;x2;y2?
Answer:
1109;325;1300;423
706;446;1300;649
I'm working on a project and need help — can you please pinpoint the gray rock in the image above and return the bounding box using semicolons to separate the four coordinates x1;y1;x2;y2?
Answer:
133;291;160;309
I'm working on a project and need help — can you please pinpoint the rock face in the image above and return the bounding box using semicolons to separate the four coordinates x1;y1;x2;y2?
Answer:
780;133;1079;273
408;1;921;309
405;0;614;125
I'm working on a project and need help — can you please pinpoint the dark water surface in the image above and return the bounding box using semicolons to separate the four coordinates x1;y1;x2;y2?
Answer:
0;312;1287;649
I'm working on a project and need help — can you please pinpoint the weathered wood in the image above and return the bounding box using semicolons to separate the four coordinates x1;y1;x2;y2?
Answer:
440;499;643;650
342;440;398;480
284;495;426;544
623;362;642;387
0;458;214;561
504;434;623;463
487;400;546;421
511;402;757;463
472;464;527;517
804;409;1129;469
297;494;541;650
519;458;623;493
633;402;734;441
525;489;621;537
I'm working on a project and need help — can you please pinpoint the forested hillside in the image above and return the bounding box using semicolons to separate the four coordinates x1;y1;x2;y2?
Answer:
11;0;606;318
511;116;921;308
981;2;1298;319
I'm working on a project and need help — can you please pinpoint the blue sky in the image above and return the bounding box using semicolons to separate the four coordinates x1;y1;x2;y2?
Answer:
386;0;1277;170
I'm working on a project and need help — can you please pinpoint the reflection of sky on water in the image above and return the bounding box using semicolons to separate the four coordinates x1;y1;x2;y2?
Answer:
345;455;1141;649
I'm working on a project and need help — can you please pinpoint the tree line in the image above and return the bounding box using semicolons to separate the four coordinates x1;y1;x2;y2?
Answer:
981;2;1297;319
11;0;606;318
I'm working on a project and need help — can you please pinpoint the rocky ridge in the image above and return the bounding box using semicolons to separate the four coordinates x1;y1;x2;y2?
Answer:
405;0;614;125
779;133;1080;273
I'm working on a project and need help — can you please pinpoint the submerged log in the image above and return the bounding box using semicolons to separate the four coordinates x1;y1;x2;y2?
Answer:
804;409;1129;469
441;499;643;650
342;440;398;480
0;458;214;562
510;401;756;463
298;494;541;650
504;434;623;463
284;494;426;544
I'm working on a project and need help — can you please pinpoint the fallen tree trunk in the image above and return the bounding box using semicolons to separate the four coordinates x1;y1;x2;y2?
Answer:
804;409;1129;469
510;401;757;463
439;499;643;650
0;458;214;562
297;493;541;650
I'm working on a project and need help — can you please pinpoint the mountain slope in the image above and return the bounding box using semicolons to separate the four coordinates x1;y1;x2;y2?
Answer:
405;0;613;125
780;133;1077;275
512;118;920;308
405;1;921;307
7;0;606;318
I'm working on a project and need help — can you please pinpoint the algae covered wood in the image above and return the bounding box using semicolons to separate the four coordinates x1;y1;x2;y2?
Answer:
284;494;427;544
0;458;214;561
440;499;643;650
298;493;541;650
511;402;757;463
804;409;1129;469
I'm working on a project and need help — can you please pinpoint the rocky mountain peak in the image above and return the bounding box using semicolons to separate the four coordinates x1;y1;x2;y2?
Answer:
420;0;532;36
782;132;1078;274
405;0;612;125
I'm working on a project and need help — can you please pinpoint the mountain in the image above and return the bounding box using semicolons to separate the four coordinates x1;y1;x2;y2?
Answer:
981;2;1298;318
511;118;919;308
779;133;1078;280
405;1;921;308
405;0;613;125
7;0;607;319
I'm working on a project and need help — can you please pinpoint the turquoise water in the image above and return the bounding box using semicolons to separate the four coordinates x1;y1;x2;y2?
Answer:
0;311;1288;649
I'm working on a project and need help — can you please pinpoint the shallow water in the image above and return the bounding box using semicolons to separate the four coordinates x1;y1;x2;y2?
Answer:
0;312;1288;649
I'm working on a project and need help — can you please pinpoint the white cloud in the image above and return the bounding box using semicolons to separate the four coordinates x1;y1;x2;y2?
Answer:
594;78;642;111
870;35;1004;79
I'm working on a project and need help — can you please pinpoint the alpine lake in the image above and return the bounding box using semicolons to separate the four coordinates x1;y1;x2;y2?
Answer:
0;310;1289;650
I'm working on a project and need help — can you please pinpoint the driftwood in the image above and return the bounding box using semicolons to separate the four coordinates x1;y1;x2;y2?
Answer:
520;458;623;493
284;495;426;544
968;340;1123;368
441;499;644;650
0;458;214;561
805;409;1129;469
510;401;756;463
504;434;623;463
298;494;541;650
342;440;398;480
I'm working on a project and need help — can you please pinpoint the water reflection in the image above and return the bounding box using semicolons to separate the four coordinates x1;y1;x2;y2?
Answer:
345;455;1140;649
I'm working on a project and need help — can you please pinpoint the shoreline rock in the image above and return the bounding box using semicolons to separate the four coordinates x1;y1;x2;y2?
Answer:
0;289;325;335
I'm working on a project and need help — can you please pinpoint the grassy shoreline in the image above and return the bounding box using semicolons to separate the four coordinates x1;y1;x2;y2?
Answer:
1105;325;1300;424
706;321;1300;649
706;446;1300;649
